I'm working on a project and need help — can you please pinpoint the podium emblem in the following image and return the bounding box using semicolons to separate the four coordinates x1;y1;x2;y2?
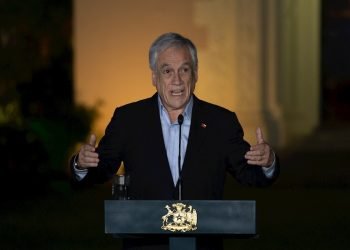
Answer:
161;203;197;232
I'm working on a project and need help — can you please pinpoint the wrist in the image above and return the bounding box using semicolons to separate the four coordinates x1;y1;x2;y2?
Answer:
73;154;84;170
266;151;276;168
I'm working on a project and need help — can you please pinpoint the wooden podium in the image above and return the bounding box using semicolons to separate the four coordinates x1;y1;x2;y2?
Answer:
105;200;256;250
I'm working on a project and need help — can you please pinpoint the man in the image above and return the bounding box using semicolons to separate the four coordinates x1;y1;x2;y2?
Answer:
71;32;279;249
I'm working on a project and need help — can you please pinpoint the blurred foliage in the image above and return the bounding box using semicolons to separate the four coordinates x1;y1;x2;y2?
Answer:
0;0;97;196
0;0;72;83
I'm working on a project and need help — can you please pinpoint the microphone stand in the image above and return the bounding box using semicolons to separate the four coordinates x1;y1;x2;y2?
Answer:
177;114;184;200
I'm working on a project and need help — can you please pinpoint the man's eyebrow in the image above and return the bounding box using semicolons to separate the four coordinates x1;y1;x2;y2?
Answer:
159;62;191;70
160;64;170;69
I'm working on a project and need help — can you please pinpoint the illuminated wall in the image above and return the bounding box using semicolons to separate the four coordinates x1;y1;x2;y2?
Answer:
75;0;207;137
75;0;320;146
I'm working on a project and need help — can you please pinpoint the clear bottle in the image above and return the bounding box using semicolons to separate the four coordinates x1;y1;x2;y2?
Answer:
112;174;129;200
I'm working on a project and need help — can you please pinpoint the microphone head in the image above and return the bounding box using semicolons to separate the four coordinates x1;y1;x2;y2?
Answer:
177;114;184;125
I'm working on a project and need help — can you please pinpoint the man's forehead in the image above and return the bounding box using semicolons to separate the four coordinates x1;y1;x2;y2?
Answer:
158;46;190;57
159;62;191;68
157;48;191;63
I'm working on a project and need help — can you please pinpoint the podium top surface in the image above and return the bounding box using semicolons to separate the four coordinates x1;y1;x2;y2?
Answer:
105;200;256;237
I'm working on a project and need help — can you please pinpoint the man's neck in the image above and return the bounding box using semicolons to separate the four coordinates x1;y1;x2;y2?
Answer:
167;109;184;123
157;94;194;124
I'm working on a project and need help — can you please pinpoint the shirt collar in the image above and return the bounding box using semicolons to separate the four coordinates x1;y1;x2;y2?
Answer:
157;94;193;124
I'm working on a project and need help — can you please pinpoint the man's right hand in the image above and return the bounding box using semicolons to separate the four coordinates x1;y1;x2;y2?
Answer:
77;134;99;169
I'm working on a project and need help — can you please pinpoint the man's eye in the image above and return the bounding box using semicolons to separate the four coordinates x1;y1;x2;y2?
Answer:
181;67;190;73
163;69;170;74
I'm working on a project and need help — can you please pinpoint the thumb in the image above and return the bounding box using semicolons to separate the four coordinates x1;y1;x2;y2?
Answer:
256;127;264;144
88;134;97;147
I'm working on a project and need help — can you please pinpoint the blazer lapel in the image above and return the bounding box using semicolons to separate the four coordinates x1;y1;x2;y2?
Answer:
182;96;208;174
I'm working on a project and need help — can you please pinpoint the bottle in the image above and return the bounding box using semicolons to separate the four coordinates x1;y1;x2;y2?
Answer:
112;174;129;200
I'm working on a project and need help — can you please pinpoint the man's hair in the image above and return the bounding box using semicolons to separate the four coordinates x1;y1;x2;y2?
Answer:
149;32;198;72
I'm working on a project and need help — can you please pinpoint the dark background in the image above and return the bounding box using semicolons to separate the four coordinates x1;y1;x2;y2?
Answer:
0;0;349;249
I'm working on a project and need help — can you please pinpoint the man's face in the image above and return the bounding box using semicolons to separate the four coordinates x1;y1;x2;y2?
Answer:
152;46;197;113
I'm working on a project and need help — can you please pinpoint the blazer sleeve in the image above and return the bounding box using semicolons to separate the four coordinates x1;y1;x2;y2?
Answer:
224;112;279;187
70;107;125;187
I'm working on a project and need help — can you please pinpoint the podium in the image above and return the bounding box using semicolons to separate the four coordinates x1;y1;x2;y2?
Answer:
105;200;256;250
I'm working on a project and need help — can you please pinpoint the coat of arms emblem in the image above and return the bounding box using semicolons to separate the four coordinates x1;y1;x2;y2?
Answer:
161;203;197;232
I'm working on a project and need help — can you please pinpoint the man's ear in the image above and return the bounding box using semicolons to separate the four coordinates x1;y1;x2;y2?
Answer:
194;70;198;83
192;69;198;86
151;71;157;86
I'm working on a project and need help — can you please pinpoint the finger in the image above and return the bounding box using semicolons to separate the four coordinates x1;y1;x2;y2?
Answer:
79;154;99;168
247;160;264;166
256;127;264;144
245;150;264;156
249;143;265;151
88;134;97;147
247;158;271;167
82;144;96;152
81;156;99;164
81;162;99;168
81;151;99;158
245;154;264;161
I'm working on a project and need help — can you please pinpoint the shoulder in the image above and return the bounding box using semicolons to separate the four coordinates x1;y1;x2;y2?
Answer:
193;96;243;134
194;96;237;119
103;94;158;133
112;94;157;117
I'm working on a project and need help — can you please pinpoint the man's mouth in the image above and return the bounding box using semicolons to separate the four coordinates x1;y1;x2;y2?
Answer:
171;89;184;96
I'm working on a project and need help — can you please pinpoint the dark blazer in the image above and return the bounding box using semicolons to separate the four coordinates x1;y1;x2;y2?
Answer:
71;93;279;250
73;93;279;199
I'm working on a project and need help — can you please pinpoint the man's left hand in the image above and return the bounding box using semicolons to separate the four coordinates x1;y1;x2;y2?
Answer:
245;127;274;167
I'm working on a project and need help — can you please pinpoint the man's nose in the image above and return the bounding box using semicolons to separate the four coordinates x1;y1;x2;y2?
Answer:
173;72;182;84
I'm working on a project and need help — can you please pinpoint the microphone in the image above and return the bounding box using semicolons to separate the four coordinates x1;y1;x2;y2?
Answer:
178;114;184;125
177;114;184;200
